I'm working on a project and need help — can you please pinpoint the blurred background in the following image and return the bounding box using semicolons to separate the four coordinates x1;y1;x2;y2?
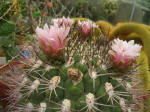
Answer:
0;0;150;110
0;0;150;66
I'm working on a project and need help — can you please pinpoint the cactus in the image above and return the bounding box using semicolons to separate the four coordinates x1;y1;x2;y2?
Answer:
1;18;146;112
72;18;90;24
110;23;150;42
96;20;113;36
109;22;150;111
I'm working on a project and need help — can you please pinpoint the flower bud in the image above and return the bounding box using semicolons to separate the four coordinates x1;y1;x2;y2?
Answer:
78;20;96;36
51;16;74;28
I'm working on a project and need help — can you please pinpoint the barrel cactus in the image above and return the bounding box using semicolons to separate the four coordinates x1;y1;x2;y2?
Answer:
2;17;146;112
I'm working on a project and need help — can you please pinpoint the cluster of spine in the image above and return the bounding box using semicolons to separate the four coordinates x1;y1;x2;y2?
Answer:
2;18;145;112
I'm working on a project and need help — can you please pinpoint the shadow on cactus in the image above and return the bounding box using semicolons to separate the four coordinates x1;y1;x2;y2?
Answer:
3;17;145;112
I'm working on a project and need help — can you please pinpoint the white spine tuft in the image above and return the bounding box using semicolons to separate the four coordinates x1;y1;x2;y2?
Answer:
86;93;95;110
38;103;47;112
25;102;34;112
30;79;40;91
61;99;71;112
49;76;60;90
105;82;114;98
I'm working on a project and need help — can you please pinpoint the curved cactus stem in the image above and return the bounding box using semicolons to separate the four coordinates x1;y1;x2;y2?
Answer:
126;33;142;41
112;24;150;43
109;23;150;66
141;24;150;32
72;18;90;23
137;50;150;111
96;20;113;36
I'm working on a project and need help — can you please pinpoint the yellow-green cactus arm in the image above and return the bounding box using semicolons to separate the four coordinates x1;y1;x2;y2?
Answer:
118;33;142;45
137;50;150;90
141;24;150;32
72;18;90;24
109;23;150;66
117;33;140;40
120;24;150;43
126;33;141;39
96;20;113;36
137;50;150;110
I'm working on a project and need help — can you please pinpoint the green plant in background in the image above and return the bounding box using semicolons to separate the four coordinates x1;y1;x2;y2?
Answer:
103;0;118;17
0;1;16;59
2;17;146;112
0;1;12;22
0;21;19;60
0;0;31;59
137;0;150;24
138;0;150;9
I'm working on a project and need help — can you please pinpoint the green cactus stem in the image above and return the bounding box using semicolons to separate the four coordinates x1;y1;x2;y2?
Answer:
72;17;90;23
137;50;150;110
96;20;113;36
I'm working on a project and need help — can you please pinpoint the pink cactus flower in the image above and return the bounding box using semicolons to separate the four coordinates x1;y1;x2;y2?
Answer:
78;20;97;36
51;17;74;28
109;38;142;68
35;24;70;57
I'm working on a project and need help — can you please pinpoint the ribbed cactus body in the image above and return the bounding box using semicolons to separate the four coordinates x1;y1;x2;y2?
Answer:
137;51;150;110
83;73;100;93
65;80;84;101
3;19;147;112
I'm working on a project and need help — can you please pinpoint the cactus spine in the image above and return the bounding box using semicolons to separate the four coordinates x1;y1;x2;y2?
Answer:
2;19;146;112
